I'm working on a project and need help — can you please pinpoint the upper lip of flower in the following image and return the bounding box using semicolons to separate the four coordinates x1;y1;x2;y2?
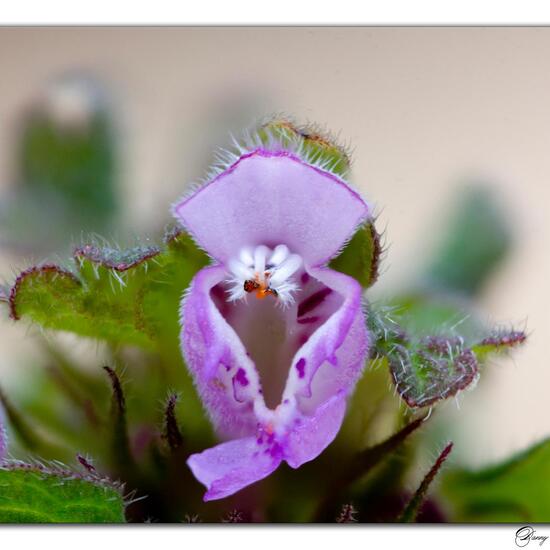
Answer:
173;137;371;500
172;148;368;267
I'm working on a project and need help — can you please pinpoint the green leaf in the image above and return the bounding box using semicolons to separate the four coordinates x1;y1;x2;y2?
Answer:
441;438;550;522
368;308;479;409
258;119;351;178
6;229;209;348
369;306;526;410
471;329;527;361
0;464;125;523
330;221;382;288
387;336;479;409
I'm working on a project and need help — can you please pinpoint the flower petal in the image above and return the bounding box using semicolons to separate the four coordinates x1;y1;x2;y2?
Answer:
181;265;261;438
187;437;282;501
284;391;347;469
173;150;369;266
283;267;370;414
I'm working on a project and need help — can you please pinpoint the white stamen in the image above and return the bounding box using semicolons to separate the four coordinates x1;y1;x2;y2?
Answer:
225;244;303;306
228;258;254;280
226;279;247;302
269;254;302;287
239;247;255;267
268;244;290;267
271;280;299;305
254;245;270;281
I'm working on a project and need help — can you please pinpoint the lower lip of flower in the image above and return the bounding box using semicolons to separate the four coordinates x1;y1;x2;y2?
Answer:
210;245;344;413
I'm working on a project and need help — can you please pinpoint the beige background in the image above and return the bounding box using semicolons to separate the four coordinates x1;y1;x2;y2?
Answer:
0;27;548;466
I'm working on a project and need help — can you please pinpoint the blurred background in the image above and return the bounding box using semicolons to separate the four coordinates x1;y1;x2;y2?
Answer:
0;27;548;470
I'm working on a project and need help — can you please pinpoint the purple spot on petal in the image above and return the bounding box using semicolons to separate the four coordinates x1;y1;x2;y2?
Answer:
301;272;310;285
296;358;306;378
297;287;332;318
232;369;251;403
235;368;249;386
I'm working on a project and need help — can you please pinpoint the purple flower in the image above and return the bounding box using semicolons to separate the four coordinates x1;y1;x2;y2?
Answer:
172;128;370;501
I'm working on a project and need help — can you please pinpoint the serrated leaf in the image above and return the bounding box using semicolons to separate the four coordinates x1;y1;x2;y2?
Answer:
6;229;209;348
372;303;526;410
472;329;527;361
74;243;161;271
388;336;479;409
441;438;550;522
0;464;125;523
367;305;409;354
9;265;83;322
330;221;382;288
